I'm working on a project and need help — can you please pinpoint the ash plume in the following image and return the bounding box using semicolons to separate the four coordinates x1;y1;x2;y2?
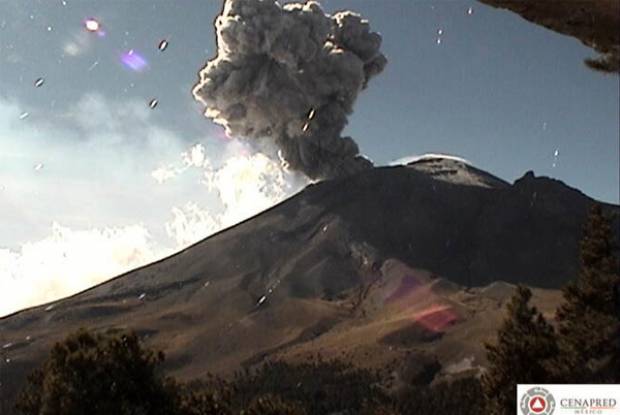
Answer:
192;0;387;180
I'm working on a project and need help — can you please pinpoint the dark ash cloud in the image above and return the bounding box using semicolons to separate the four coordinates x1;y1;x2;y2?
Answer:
192;0;387;180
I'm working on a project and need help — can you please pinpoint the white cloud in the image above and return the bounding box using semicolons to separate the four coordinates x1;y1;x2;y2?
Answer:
0;93;186;316
63;42;80;56
164;142;307;247
151;144;212;184
62;31;92;57
182;143;210;168
165;202;220;247
0;223;162;317
1;92;309;316
151;164;181;184
204;150;293;212
65;93;154;143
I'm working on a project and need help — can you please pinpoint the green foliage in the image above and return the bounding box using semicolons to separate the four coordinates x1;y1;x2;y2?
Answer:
482;286;558;415
172;378;233;415
555;204;620;382
229;358;387;414
584;53;620;73
241;394;307;415
397;377;484;415
359;404;401;415
482;205;620;413
15;327;492;415
223;359;483;415
15;328;176;415
14;329;232;415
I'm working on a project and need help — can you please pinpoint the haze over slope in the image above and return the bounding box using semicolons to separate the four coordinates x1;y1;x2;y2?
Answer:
1;157;618;412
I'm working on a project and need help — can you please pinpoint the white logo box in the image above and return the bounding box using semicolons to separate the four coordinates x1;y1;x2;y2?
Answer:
518;384;620;415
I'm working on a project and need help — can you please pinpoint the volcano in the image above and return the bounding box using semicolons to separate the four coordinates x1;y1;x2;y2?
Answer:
1;156;618;412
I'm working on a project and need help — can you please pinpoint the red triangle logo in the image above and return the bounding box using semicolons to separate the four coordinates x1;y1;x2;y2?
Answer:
530;396;546;412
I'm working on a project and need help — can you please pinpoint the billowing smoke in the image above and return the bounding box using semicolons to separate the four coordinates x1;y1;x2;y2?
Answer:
192;0;387;180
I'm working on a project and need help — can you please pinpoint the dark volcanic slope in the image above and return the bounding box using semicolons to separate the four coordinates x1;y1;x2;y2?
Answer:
1;157;618;411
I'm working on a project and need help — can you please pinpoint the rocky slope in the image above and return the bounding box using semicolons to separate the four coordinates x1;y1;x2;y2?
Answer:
1;156;618;412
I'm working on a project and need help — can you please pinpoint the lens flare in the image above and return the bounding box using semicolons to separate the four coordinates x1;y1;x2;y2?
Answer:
84;18;100;32
412;304;458;332
121;49;148;72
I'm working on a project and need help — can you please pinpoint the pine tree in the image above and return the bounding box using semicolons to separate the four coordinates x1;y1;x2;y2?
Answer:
555;204;620;382
15;328;177;415
173;383;233;415
398;377;484;415
241;394;307;415
482;286;558;415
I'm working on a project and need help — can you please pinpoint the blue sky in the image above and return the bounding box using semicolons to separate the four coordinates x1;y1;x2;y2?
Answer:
0;0;618;315
342;1;619;203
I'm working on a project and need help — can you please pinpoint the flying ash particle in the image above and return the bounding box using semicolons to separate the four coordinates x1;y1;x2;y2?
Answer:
19;111;29;120
149;99;158;109
158;39;169;51
467;6;473;15
552;148;560;167
34;78;45;87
